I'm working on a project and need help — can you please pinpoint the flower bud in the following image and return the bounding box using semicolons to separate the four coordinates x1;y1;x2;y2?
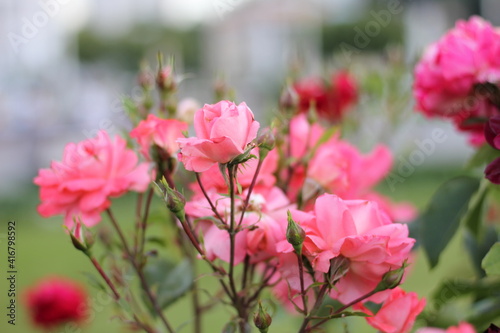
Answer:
257;128;275;159
68;219;93;255
374;263;407;293
253;302;272;333
155;177;187;221
156;65;176;92
286;211;305;255
165;186;186;220
329;256;350;283
279;85;298;111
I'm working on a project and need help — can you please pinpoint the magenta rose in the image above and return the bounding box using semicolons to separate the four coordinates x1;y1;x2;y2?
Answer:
177;100;260;172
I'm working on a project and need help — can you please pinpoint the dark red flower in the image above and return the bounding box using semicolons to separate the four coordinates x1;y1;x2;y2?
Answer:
293;71;357;122
24;277;88;329
485;115;500;149
485;157;500;184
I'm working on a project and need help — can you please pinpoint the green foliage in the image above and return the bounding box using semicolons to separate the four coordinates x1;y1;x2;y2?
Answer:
322;16;403;57
463;180;489;239
144;258;194;310
482;242;500;277
77;24;202;71
418;176;480;268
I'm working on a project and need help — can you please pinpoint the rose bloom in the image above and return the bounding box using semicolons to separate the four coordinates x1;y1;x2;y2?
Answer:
416;322;476;333
293;71;357;122
130;114;188;160
186;186;293;265
177;100;260;172
354;287;426;333
193;148;278;194
277;194;415;304
24;277;88;329
414;16;500;144
34;130;151;227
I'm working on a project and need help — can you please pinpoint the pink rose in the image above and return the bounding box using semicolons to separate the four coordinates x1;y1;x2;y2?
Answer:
355;287;426;333
276;194;415;304
193;148;278;194
414;16;500;144
307;138;393;199
187;186;292;265
24;277;88;329
34;131;151;227
177;100;260;172
416;322;476;333
130;114;188;160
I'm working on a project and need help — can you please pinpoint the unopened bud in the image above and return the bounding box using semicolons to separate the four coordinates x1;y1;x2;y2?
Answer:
156;65;176;92
374;263;407;293
164;184;186;221
253;302;272;333
68;219;93;255
257;128;275;159
214;77;228;101
286;211;305;255
279;85;298;111
329;256;350;283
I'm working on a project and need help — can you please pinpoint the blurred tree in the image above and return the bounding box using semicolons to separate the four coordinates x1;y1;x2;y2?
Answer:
77;24;201;71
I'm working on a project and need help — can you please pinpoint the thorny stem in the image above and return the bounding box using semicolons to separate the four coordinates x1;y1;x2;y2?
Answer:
195;173;226;225
139;187;154;258
133;192;143;255
307;289;379;332
237;158;264;228
227;165;239;301
106;209;176;333
89;256;121;301
297;253;308;315
298;281;330;333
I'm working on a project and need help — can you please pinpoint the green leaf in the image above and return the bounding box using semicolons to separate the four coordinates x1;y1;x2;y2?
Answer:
144;258;194;310
463;180;489;239
482;242;500;277
466;144;500;170
431;278;500;310
464;226;498;277
419;176;480;268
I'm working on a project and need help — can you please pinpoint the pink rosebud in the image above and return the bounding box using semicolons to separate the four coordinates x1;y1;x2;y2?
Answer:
130;114;188;160
24;277;88;329
177;101;260;172
34;131;151;227
355;287;426;333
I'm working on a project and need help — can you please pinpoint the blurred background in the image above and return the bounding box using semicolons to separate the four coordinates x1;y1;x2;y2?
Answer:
1;0;498;332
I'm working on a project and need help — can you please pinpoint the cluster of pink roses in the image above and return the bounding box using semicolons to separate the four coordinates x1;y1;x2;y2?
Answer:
35;97;424;331
414;16;500;146
175;101;422;331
